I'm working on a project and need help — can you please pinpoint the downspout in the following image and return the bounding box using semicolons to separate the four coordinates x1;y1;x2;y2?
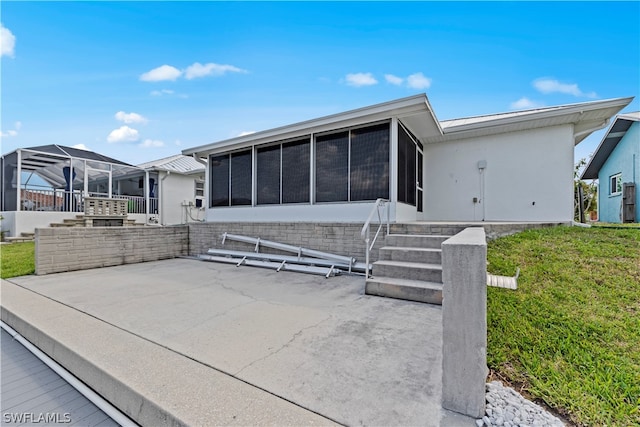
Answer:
160;170;171;225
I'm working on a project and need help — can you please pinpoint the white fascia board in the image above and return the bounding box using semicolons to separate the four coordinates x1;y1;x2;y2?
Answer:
431;97;633;143
183;94;441;157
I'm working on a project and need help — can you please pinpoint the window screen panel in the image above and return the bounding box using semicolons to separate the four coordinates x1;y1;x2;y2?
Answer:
282;139;310;203
210;154;229;207
315;132;349;202
257;145;281;205
407;140;416;205
231;150;252;206
397;126;416;206
397;131;407;204
350;123;389;201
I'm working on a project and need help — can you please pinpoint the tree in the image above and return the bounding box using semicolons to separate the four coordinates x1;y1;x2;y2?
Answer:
574;158;598;222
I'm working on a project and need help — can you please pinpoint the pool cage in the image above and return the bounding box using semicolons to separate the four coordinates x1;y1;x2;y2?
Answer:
1;145;157;215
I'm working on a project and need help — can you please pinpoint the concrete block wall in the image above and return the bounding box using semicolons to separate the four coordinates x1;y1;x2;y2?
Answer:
441;227;488;418
35;226;189;275
188;222;383;263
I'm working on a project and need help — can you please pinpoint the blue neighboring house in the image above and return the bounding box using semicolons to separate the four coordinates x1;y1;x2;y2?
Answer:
582;112;640;223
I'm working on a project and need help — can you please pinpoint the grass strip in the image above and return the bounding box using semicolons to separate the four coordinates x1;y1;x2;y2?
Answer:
487;226;639;426
1;242;35;279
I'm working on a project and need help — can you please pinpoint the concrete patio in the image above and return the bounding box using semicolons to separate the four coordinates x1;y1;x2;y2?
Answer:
1;258;475;426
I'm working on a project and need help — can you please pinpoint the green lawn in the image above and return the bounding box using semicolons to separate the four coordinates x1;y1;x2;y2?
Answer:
1;242;35;279
487;226;640;426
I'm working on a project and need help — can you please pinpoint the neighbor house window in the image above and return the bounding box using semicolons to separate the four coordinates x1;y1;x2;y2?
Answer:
209;149;253;207
610;173;622;195
315;122;390;203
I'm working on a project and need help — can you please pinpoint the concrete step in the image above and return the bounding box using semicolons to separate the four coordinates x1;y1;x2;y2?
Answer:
4;236;34;243
372;260;442;283
378;246;441;264
390;223;465;236
365;277;443;305
50;222;80;227
385;234;448;249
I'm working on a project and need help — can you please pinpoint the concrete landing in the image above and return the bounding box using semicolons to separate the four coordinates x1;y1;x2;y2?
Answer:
1;259;475;426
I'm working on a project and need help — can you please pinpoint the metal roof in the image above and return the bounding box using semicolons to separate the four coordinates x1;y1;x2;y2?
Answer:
138;154;205;175
183;94;443;157
431;97;634;145
1;329;119;426
181;95;633;158
581;111;640;179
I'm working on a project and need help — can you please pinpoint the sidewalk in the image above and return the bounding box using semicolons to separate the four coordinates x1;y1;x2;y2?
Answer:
1;258;472;426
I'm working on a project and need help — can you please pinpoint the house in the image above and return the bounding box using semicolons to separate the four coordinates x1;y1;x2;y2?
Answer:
182;94;633;224
581;112;640;223
137;154;206;225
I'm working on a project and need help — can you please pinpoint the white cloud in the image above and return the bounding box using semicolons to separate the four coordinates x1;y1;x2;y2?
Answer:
115;111;148;124
510;97;545;110
140;65;182;82
139;139;164;148
174;140;182;146
72;143;90;150
0;121;21;138
237;131;256;137
1;24;16;57
406;72;432;90
533;78;597;98
385;74;404;86
345;72;378;87
150;89;175;96
184;62;247;80
107;126;139;143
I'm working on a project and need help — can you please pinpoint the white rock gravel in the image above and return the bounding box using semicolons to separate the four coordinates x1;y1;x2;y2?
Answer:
476;381;565;427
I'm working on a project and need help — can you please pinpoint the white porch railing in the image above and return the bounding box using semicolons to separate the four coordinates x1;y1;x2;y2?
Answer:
360;198;390;278
20;188;83;212
19;187;157;215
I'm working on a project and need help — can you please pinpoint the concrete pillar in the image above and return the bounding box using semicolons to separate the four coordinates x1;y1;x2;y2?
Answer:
441;227;487;418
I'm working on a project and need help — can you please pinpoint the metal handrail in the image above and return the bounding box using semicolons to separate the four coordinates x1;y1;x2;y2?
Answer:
361;198;390;278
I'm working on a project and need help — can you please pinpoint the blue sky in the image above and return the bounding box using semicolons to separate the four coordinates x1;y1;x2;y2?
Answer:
1;1;639;167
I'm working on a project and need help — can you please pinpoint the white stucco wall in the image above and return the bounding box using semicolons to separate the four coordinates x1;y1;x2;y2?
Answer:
423;125;575;222
1;211;79;237
205;201;384;223
158;172;205;225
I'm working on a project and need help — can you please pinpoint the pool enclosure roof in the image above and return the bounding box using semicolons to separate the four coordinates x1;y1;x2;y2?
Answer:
2;144;142;188
581;111;640;180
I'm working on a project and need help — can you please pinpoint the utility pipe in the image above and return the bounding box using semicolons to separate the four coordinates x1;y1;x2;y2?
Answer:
0;321;136;427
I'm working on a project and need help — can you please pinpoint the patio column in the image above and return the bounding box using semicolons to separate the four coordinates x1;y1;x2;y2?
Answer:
108;164;113;198
145;170;150;218
16;150;21;210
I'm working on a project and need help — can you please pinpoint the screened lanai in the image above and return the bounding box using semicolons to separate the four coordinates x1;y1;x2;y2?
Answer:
1;145;153;214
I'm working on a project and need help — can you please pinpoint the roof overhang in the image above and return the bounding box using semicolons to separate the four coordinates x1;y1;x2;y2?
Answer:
183;94;443;159
428;97;634;145
581;111;640;179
